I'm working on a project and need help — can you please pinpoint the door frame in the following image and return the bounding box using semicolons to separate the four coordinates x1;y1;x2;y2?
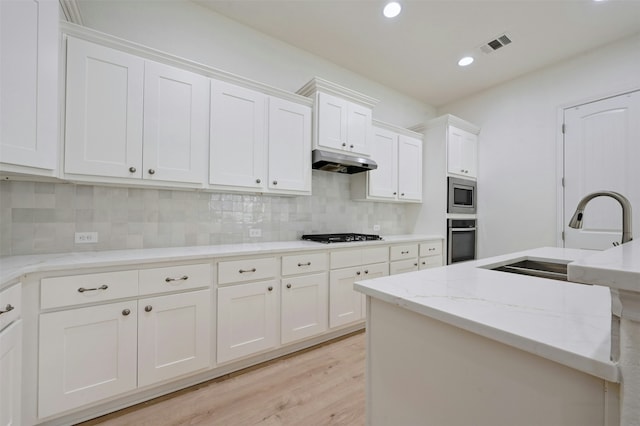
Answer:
555;86;640;247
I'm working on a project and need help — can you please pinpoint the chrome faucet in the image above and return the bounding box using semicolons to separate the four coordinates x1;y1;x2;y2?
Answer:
568;191;633;245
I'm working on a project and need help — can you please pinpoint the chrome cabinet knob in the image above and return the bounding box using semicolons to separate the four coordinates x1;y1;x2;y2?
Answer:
401;193;405;196
145;305;152;312
148;169;155;175
356;271;361;276
342;143;347;147
364;270;369;274
273;180;278;185
256;178;261;184
393;192;397;195
129;166;137;173
268;286;273;292
286;283;292;289
122;309;131;316
350;144;354;148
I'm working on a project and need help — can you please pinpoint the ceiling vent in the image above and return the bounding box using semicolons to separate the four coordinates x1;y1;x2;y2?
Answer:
480;34;512;54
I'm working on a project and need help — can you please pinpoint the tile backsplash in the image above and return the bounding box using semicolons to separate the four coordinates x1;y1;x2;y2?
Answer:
0;172;412;256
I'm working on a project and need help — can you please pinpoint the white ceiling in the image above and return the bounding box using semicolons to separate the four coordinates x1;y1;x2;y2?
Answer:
193;0;640;106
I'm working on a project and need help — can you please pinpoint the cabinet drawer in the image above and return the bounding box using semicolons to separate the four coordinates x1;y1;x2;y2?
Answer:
41;271;139;310
139;263;212;295
390;259;419;275
218;257;277;285
0;283;21;330
282;252;327;276
390;244;418;261
420;241;442;257
420;255;443;270
362;246;389;265
330;248;362;270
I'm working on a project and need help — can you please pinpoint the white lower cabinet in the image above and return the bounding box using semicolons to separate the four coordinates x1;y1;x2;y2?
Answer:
217;280;279;364
281;272;328;344
0;320;22;426
38;301;138;419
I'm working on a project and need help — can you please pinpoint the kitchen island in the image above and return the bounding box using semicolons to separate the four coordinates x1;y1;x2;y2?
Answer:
355;245;640;426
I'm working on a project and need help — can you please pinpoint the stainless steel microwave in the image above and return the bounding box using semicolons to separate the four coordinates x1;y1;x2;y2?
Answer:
447;177;476;214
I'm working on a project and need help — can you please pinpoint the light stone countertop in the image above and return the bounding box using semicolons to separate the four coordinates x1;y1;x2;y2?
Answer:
355;246;621;382
0;234;442;288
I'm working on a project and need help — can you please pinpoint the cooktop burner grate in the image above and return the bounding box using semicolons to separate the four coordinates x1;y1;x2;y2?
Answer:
301;233;383;244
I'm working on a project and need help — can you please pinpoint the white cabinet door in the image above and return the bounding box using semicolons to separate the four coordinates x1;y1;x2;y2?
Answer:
0;0;58;171
143;61;209;184
398;135;423;202
0;321;22;426
390;259;419;275
38;301;138;418
210;80;266;189
447;125;477;179
329;266;363;328
138;290;211;387
347;102;372;156
316;92;348;151
217;280;278;363
368;127;398;199
268;97;311;193
281;272;328;344
359;262;389;317
64;37;144;178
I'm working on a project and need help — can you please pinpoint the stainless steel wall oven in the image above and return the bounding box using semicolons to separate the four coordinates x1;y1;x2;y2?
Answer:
447;219;477;264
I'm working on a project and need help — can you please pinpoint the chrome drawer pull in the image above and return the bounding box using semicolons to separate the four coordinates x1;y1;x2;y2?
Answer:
297;262;311;267
165;275;189;283
0;304;15;315
239;268;257;273
77;285;108;293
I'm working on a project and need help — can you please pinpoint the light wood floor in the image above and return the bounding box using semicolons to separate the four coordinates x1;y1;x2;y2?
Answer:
79;331;366;426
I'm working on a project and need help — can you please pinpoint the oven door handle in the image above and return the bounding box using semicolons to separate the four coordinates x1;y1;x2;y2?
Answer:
450;227;476;232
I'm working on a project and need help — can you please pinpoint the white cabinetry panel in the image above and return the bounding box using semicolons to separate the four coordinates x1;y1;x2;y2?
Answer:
398;135;423;201
138;290;211;387
0;321;22;426
447;125;477;179
0;0;58;171
38;302;138;418
281;272;328;344
64;37;144;178
210;81;266;189
368;127;398;199
329;266;363;328
217;280;278;363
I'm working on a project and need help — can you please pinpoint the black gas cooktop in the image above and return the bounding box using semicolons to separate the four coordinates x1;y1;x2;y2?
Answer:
301;233;383;244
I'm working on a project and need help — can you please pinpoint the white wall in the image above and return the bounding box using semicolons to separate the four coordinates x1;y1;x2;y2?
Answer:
76;0;434;128
440;34;640;258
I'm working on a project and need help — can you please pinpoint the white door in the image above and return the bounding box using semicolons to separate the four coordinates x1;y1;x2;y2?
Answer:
368;127;398;199
138;290;211;387
0;321;22;426
38;301;138;418
143;61;209;184
64;37;144;178
317;92;347;151
0;0;58;170
267;97;311;193
329;266;363;328
347;103;373;156
563;91;640;250
447;126;477;178
217;280;278;363
398;135;423;202
210;80;266;189
281;272;328;344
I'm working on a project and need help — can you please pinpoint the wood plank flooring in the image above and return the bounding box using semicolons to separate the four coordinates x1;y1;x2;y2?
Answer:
79;331;366;426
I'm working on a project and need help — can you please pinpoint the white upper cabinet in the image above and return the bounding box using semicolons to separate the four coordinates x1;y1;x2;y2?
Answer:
447;125;477;179
268;97;312;193
352;123;422;203
142;61;209;184
210;80;266;189
297;77;377;157
210;80;311;195
64;37;145;179
64;37;209;185
0;0;58;173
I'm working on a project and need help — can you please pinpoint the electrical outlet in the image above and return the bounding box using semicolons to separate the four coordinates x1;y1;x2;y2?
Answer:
373;224;381;232
249;228;262;238
75;232;98;244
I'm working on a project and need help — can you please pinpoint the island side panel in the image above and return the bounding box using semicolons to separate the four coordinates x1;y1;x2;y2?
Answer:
366;297;610;426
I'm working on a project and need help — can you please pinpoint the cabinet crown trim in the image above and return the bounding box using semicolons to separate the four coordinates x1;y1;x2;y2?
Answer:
373;120;423;139
410;114;480;135
296;77;379;108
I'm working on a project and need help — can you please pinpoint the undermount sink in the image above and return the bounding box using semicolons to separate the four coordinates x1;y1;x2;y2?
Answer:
489;259;569;282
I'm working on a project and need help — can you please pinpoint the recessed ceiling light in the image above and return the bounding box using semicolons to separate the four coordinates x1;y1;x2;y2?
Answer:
383;2;402;18
458;56;474;67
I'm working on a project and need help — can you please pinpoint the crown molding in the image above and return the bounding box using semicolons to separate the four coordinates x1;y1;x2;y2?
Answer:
59;0;84;25
296;77;379;108
373;120;423;139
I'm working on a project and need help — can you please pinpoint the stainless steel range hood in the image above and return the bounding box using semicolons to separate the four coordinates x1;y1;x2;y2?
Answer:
311;149;377;174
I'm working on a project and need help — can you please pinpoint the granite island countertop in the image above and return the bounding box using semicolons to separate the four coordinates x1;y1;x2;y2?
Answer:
355;246;620;382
